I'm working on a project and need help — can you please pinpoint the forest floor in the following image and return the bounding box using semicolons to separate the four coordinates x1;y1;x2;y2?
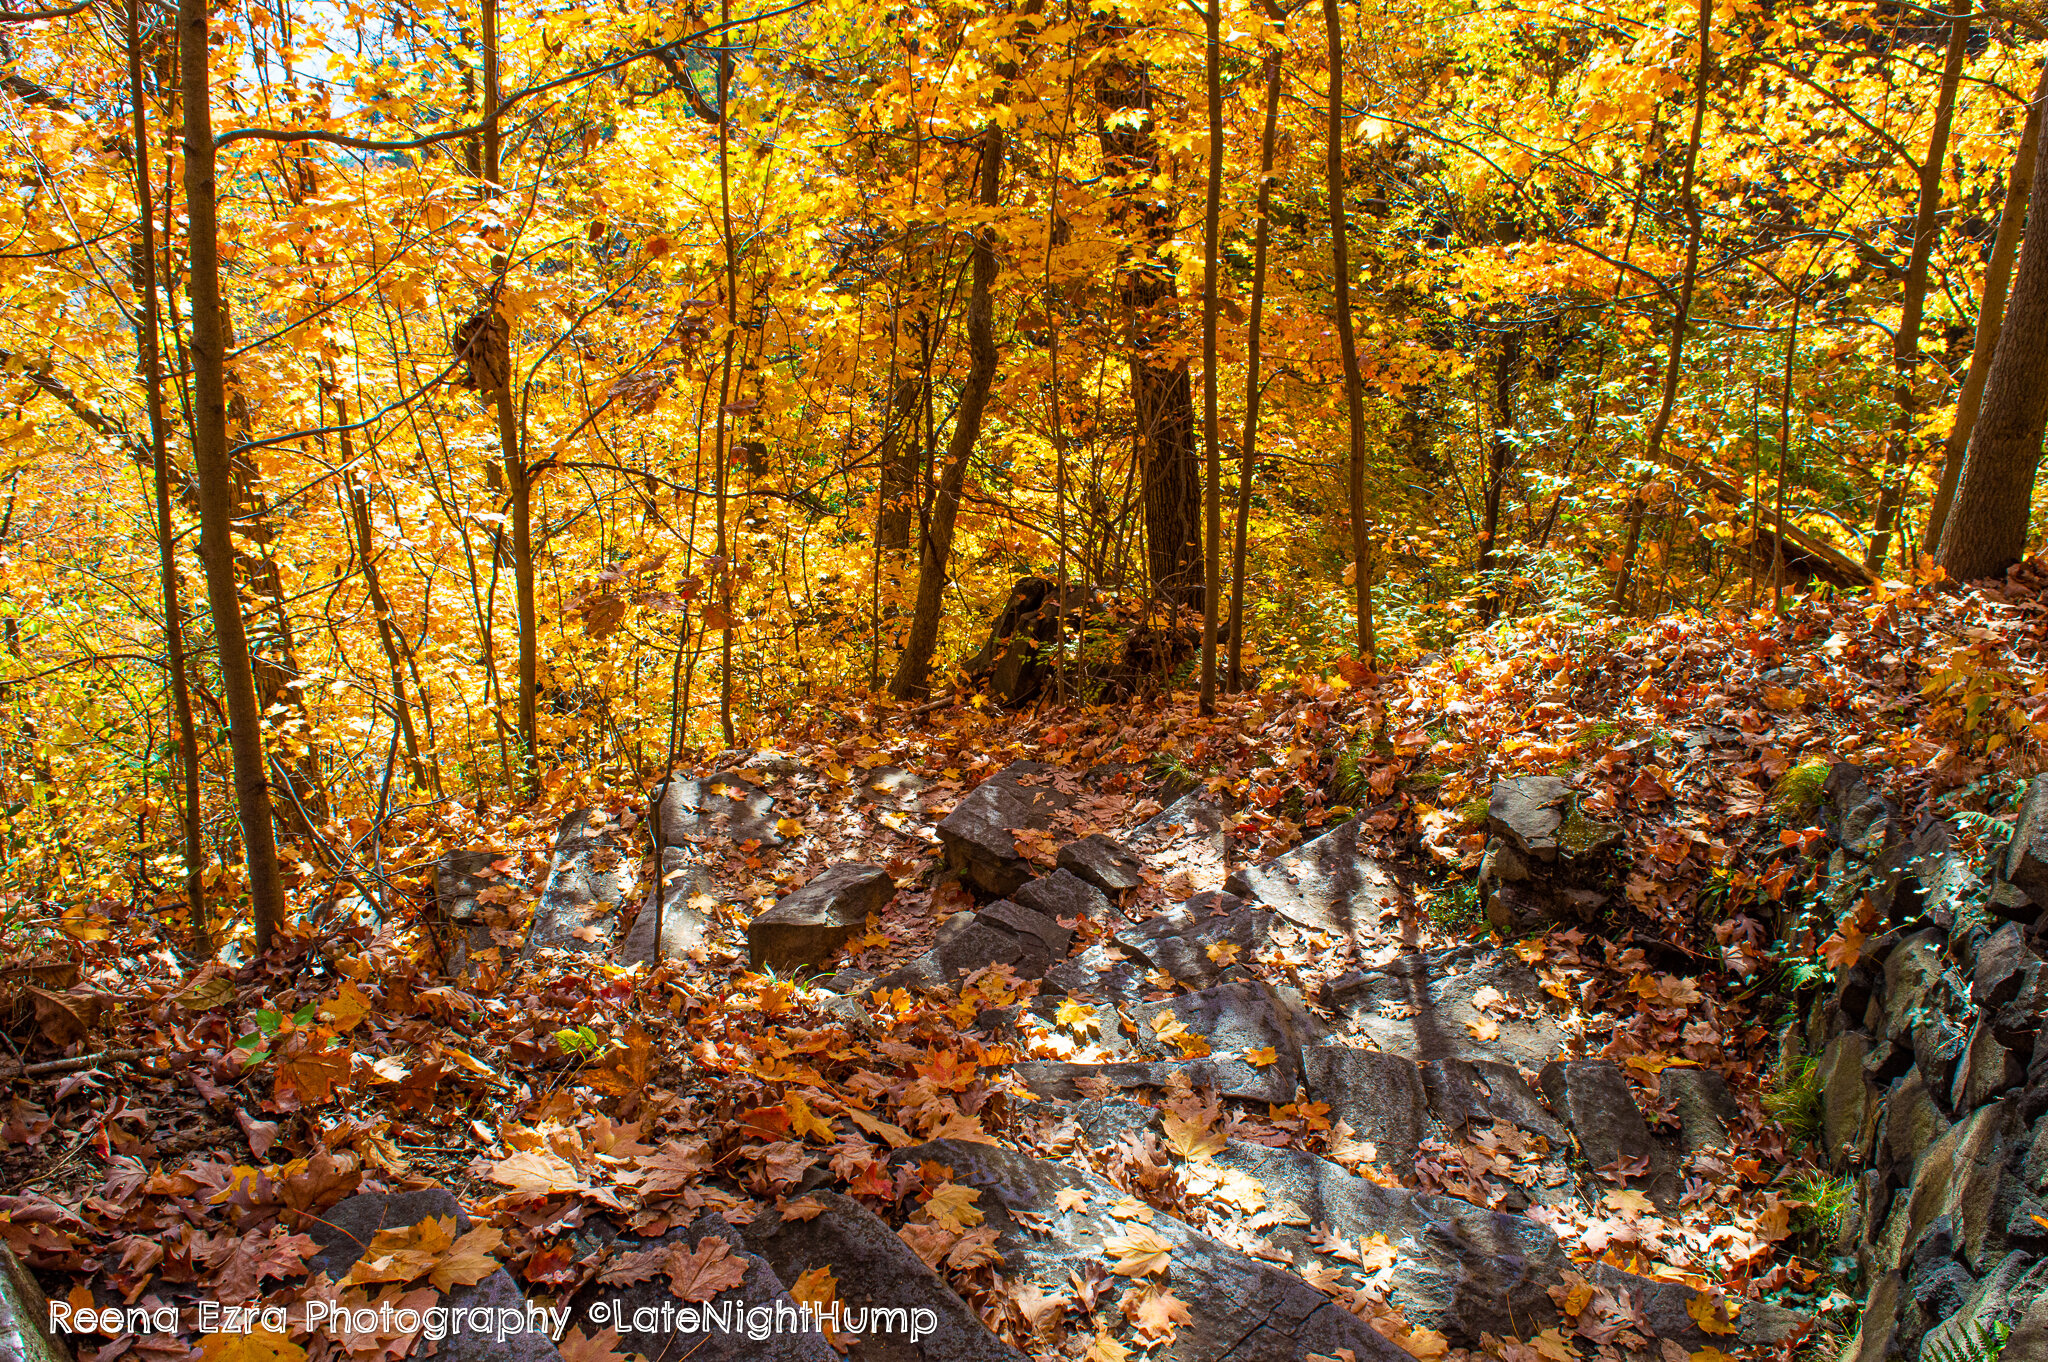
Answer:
4;562;2046;1362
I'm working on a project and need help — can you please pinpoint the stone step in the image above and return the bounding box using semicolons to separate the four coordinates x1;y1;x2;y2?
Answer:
656;769;783;850
522;807;639;960
433;847;509;977
936;761;1072;897
1320;944;1567;1067
1223;814;1415;941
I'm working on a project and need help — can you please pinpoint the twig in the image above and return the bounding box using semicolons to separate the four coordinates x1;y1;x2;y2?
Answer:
17;1047;149;1077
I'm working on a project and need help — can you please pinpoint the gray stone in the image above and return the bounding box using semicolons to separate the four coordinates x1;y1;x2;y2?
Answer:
738;1191;1024;1362
889;1139;1414;1361
619;846;714;965
1660;1066;1740;1155
747;862;895;971
1919;1250;2045;1362
1975;922;2040;1008
1819;1031;1878;1168
1008;1057;1296;1104
0;1244;71;1362
1953;1011;2027;1110
1209;1140;1570;1344
1122;982;1308;1099
2003;777;2048;907
1422;1058;1568;1143
1116;898;1269;991
569;1215;833;1362
1901;1100;2019;1271
1486;777;1622;863
1303;1044;1429;1168
523;807;639;958
303;1190;561;1362
657;770;782;849
1130;795;1231;873
850;764;930;811
1918;847;1989;930
1590;1264;1808;1348
1039;941;1153;1005
937;762;1073;897
1886;1069;1953;1179
1224;816;1414;941
434;847;508;976
1823;763;1897;854
1881;928;1947;1042
1839;1269;1903;1362
2005;1280;2048;1361
1537;1060;1663;1194
1323;946;1567;1066
880;898;1070;990
1011;868;1114;925
1057;832;1145;894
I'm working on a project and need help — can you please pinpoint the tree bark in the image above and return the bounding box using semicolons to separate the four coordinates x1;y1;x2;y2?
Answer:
1097;48;1203;609
1866;0;1971;573
1228;44;1282;693
1937;84;2048;582
1614;0;1711;612
1478;329;1522;623
1324;0;1372;660
127;0;205;947
889;122;1004;700
1927;61;2048;550
875;374;923;551
713;13;738;746
1197;0;1223;713
179;0;285;949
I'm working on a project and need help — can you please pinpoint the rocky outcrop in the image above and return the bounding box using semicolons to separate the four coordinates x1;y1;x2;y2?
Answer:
936;762;1072;897
522;807;639;959
747;862;895;971
1476;776;1623;936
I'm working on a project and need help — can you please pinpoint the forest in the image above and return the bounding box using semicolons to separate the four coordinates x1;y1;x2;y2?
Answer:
2;0;2048;1358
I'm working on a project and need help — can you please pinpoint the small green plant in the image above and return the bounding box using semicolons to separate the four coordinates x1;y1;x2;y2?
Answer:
1427;878;1483;934
1771;760;1832;820
554;1024;608;1056
1329;729;1374;807
1456;797;1491;830
1763;1057;1826;1148
1922;1319;2011;1362
1785;1167;1853;1240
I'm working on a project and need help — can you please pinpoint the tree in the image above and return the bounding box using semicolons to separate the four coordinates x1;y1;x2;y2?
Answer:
1197;0;1224;713
1324;0;1371;661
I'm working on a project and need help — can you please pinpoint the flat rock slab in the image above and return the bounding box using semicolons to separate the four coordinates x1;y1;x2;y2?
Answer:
1422;1058;1567;1144
304;1190;561;1362
1487;777;1621;863
1008;1057;1297;1104
1322;946;1566;1066
1012;869;1115;925
434;848;507;976
1057;832;1146;893
879;898;1070;991
1302;1044;1429;1169
1591;1264;1808;1348
1039;941;1154;1007
891;1139;1414;1362
1128;982;1308;1093
657;770;782;849
1224;817;1411;941
1129;795;1231;885
738;1190;1024;1362
1117;895;1266;991
849;764;930;811
568;1214;833;1362
938;761;1073;897
748;862;895;971
619;847;714;965
523;808;638;959
1537;1060;1673;1203
1212;1140;1569;1344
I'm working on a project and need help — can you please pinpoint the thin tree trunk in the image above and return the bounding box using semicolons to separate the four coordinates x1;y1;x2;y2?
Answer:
1937;86;2048;582
127;0;205;948
1614;0;1711;612
889;122;1004;700
1867;0;1971;572
179;0;284;950
713;17;738;747
1928;62;2048;550
876;375;923;551
1775;286;1801;613
1197;0;1223;713
1478;329;1522;623
337;396;434;794
1228;45;1281;693
1324;0;1372;661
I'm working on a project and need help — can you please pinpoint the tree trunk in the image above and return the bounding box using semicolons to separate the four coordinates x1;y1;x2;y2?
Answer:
875;374;923;551
1927;62;2048;550
1936;92;2048;582
713;19;738;747
1478;329;1522;623
1867;0;1971;573
1097;49;1203;610
1324;0;1372;660
179;0;285;950
1614;0;1711;612
889;122;1004;700
1228;44;1282;693
1197;0;1223;713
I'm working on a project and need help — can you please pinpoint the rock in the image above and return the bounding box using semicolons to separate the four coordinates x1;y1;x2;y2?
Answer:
1660;1066;1740;1155
1477;778;1623;932
1590;1264;1809;1348
1899;1100;2019;1271
619;847;714;965
1039;941;1152;1006
1011;869;1114;925
1537;1061;1665;1196
1487;777;1619;863
739;1191;1025;1362
1057;832;1145;894
1975;922;2040;1008
1129;795;1231;882
433;848;507;976
849;764;930;811
1224;816;1413;941
1116;897;1269;991
1922;1254;2048;1362
880;898;1071;991
568;1214;833;1362
0;1243;72;1362
1906;1217;1977;1323
1917;846;1989;930
1818;1032;1878;1169
1209;1140;1570;1343
1881;930;1948;1042
936;761;1072;897
1322;946;1567;1066
1009;1057;1299;1104
1885;1069;1953;1179
523;807;638;959
2003;777;2048;906
1838;1269;1903;1362
889;1138;1414;1361
657;770;783;849
1952;1011;2027;1110
1823;763;1897;854
747;863;895;971
1421;1058;1567;1143
2005;1281;2048;1362
1303;1044;1429;1168
304;1190;562;1362
1009;982;1310;1102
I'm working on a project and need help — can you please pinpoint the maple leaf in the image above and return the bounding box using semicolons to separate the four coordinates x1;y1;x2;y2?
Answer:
1084;1330;1132;1362
1819;920;1865;969
1055;999;1099;1032
1244;1046;1279;1067
781;1195;828;1221
557;1326;633;1362
198;1331;307;1362
1684;1290;1738;1336
945;1226;1003;1270
664;1237;750;1302
317;982;373;1033
1124;1283;1192;1343
1105;1225;1174;1277
789;1266;847;1352
922;1183;985;1232
786;1094;837;1142
897;1222;958;1268
1055;1188;1090;1212
1162;1112;1224;1162
1465;1017;1501;1042
429;1226;505;1291
1601;1189;1655;1217
629;1139;711;1194
488;1148;587;1196
342;1216;455;1287
1530;1328;1575;1361
1205;940;1241;966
